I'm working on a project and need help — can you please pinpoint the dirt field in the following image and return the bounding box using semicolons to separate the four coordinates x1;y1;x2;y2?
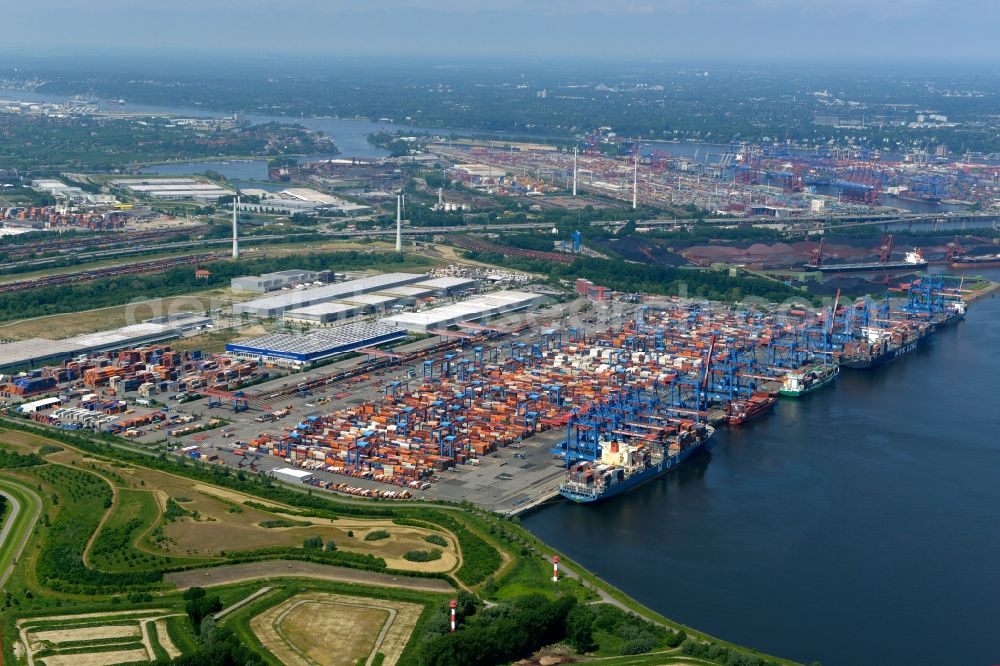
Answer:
16;608;178;666
31;624;141;644
165;560;453;593
152;619;181;659
44;648;150;666
251;593;423;666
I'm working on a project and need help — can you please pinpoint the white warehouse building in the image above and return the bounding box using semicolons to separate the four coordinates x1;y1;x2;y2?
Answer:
380;290;544;333
232;273;426;319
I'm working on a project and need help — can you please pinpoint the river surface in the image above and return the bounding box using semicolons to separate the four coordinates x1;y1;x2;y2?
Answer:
0;88;421;161
523;267;1000;666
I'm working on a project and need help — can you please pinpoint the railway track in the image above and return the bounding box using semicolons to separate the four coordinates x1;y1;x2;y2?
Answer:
0;226;209;262
0;253;219;293
445;234;578;264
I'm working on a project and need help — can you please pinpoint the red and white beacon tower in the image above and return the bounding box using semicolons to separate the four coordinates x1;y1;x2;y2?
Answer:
552;556;560;583
449;598;457;632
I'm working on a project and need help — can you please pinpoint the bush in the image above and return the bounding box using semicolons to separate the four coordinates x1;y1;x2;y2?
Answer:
324;540;337;552
303;536;324;550
565;605;595;653
403;549;442;563
621;635;657;655
419;594;577;666
424;534;448;547
164;498;192;521
0;446;44;469
259;519;310;528
186;593;222;629
364;530;390;541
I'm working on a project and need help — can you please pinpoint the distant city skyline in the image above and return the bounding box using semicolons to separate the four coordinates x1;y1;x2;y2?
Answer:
2;0;997;62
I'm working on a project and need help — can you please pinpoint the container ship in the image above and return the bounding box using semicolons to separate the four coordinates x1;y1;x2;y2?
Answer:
558;421;715;503
930;301;967;327
839;322;934;369
950;253;1000;269
778;363;839;398
725;391;777;424
806;248;927;274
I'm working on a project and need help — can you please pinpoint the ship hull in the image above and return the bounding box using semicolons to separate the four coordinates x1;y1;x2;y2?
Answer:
725;394;776;425
806;261;928;274
559;438;708;504
950;259;1000;269
778;368;839;397
840;329;932;369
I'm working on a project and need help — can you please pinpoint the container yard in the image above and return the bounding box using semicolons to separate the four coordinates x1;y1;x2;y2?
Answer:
239;273;965;510
2;268;975;514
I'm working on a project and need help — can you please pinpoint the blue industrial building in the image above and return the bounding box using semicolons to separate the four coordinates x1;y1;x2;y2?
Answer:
227;322;406;367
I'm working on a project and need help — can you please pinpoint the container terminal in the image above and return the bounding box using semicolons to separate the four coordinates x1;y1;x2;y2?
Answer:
0;267;973;513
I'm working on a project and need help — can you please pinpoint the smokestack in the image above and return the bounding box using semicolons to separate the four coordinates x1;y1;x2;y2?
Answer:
572;147;578;197
232;191;240;259
395;193;402;253
632;154;638;210
449;599;457;632
552;555;560;583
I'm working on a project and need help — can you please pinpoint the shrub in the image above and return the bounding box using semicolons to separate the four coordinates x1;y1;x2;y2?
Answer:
403;549;442;563
424;534;448;547
364;530;390;542
259;519;310;528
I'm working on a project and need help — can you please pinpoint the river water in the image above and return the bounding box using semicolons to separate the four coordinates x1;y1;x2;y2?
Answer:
523;268;1000;666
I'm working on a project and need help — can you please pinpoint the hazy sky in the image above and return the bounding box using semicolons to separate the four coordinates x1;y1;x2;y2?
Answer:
3;0;996;61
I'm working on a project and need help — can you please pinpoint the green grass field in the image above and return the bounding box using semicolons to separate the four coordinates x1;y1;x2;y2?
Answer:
0;422;800;666
0;476;41;587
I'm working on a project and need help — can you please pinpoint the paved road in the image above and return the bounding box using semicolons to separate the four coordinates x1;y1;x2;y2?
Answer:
0;480;42;587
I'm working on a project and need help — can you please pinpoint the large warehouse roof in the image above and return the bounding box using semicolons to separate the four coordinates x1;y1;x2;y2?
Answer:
226;322;406;365
380;291;543;333
0;339;86;370
282;302;360;321
0;314;212;371
414;276;478;293
232;273;426;318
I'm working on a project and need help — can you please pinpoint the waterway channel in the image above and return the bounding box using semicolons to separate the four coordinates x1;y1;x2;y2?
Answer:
523;268;1000;666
